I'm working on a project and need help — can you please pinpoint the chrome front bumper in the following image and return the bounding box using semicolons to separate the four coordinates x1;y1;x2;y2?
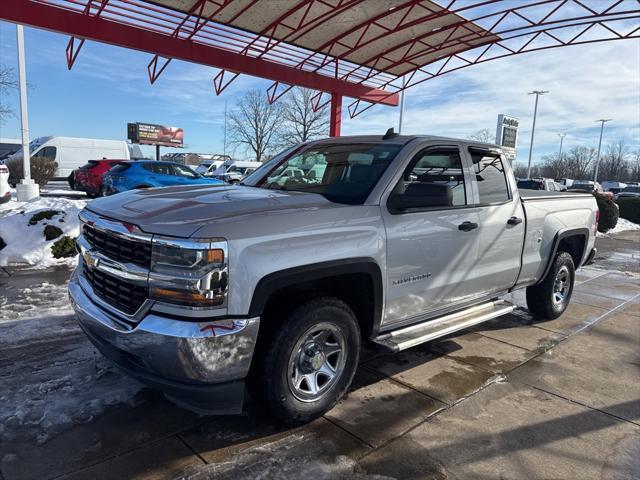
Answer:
69;268;260;414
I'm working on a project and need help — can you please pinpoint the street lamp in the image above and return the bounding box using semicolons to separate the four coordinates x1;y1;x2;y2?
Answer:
593;119;612;184
526;90;549;179
15;24;39;201
558;133;566;160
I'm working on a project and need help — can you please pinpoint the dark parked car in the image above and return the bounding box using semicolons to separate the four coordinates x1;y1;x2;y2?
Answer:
102;160;223;196
73;159;128;197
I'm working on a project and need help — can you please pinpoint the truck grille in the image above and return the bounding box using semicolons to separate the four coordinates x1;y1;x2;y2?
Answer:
83;264;148;315
83;225;151;268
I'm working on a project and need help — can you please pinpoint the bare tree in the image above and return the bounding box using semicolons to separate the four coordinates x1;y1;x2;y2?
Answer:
228;89;283;162
628;150;640;182
467;129;493;143
279;88;329;147
0;66;19;124
565;146;595;180
540;153;569;179
597;141;630;182
513;163;540;178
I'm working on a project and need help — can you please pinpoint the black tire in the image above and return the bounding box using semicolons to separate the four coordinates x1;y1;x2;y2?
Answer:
67;173;75;190
526;251;575;319
262;297;360;426
98;185;106;197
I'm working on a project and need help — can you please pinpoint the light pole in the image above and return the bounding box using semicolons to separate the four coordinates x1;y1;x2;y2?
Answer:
526;90;548;179
593;119;611;184
15;24;39;201
558;133;566;160
398;76;406;134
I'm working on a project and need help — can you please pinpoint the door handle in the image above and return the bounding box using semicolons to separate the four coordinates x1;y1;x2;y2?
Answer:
458;221;478;232
507;216;523;225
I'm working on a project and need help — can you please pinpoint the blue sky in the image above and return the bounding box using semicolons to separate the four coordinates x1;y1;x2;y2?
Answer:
0;21;638;163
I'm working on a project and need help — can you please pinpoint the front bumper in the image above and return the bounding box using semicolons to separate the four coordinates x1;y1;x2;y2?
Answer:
69;269;259;414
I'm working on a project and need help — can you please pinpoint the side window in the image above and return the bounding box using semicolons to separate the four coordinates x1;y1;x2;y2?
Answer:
142;163;157;174
469;149;510;204
41;147;56;160
155;163;173;175
172;164;197;178
396;148;467;208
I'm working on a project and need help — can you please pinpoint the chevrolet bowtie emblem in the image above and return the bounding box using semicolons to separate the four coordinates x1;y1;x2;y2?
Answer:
83;250;99;269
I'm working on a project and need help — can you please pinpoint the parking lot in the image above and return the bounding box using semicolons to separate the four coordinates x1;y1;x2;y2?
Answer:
0;232;637;480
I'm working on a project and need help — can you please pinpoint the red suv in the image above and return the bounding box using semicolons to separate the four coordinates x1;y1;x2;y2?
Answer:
73;159;128;197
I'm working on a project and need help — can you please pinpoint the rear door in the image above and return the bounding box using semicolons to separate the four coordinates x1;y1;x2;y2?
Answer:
381;144;480;325
466;147;525;296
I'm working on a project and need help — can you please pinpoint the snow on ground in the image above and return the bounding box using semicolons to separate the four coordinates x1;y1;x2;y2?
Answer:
0;281;73;323
597;218;640;237
0;274;142;445
0;196;87;268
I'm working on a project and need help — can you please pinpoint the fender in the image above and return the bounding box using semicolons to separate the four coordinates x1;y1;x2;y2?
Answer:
537;227;590;284
248;257;384;338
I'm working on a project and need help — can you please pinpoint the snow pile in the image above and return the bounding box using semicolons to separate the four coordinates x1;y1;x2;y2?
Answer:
597;218;640;237
0;196;87;268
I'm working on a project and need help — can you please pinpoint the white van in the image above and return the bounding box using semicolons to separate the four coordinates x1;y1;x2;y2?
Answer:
194;154;232;174
205;160;262;184
7;136;135;178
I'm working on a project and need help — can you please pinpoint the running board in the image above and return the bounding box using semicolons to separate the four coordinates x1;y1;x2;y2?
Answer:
373;300;516;353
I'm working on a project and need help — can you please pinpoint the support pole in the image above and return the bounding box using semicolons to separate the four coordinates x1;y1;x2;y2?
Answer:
398;76;406;134
156;145;160;160
593;119;611;184
16;24;39;201
329;93;342;137
526;90;548;179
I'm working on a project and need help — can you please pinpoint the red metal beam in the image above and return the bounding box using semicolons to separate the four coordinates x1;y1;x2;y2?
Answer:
329;93;342;137
2;0;398;106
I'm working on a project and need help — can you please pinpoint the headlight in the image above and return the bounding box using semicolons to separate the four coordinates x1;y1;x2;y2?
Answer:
150;237;228;308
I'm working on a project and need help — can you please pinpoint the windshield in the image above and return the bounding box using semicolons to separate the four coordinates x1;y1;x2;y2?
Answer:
242;142;403;205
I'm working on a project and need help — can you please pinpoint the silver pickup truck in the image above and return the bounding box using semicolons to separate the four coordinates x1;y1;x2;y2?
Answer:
69;133;598;424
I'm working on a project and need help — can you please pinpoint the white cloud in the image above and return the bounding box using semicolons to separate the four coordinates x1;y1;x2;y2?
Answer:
344;41;640;162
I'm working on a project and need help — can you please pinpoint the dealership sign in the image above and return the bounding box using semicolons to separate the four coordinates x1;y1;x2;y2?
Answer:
128;122;184;147
495;114;518;163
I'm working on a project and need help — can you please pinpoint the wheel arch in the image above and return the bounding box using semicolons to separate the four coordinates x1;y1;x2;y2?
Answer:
248;258;384;340
537;227;589;284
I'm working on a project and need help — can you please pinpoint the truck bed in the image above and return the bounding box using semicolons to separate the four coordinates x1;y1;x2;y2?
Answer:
520;190;592;201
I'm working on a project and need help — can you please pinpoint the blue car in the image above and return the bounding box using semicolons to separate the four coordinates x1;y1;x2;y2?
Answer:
101;160;223;196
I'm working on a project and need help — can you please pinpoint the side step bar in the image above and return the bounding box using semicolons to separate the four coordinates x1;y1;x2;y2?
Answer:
373;300;516;353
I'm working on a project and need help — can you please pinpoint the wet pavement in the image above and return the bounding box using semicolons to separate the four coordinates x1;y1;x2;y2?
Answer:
0;233;638;480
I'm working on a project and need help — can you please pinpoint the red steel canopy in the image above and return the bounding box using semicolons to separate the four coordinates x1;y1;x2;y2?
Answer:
2;0;639;136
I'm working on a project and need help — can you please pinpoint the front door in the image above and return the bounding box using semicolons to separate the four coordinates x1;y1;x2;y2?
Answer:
382;146;480;326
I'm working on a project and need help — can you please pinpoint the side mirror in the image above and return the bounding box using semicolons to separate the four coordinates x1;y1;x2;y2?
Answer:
389;183;453;211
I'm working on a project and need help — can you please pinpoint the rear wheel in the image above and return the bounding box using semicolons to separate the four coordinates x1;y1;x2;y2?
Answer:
262;297;360;425
526;251;575;319
67;173;75;190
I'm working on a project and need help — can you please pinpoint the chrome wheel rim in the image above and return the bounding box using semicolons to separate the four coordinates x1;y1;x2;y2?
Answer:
287;322;346;403
553;266;570;305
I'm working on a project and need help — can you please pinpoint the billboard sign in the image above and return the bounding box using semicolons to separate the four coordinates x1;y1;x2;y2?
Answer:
495;114;519;162
127;122;184;147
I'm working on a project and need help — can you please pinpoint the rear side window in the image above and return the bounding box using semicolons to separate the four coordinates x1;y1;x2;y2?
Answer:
109;163;131;173
469;148;510;204
402;148;467;207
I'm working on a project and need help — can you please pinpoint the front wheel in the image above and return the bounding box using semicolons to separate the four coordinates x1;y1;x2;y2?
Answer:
526;251;575;319
262;297;360;425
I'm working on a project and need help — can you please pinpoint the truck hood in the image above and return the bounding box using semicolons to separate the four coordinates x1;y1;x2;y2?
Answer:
86;184;339;237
